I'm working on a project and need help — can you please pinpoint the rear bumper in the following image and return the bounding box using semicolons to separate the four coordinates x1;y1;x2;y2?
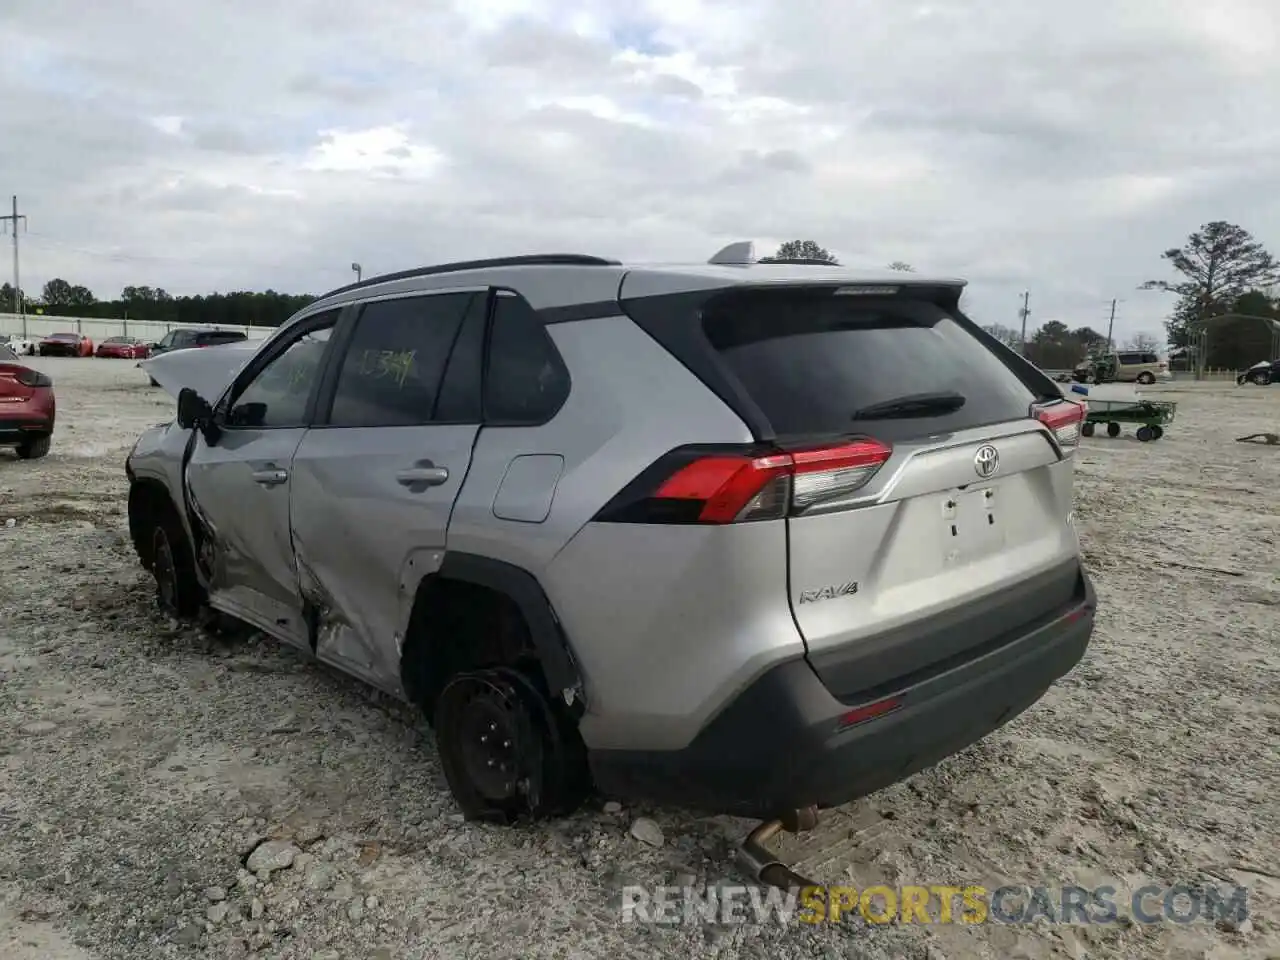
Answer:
0;418;54;444
589;566;1096;819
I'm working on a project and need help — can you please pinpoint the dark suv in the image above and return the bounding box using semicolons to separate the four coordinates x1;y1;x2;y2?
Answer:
151;328;248;357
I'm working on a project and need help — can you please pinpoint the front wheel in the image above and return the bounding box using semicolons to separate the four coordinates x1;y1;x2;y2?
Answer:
146;507;204;618
1106;421;1121;438
1136;426;1154;442
1251;371;1271;386
434;667;588;823
1081;421;1095;437
1150;425;1164;440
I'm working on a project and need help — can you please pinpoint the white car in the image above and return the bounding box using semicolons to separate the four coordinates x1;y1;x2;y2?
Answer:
0;334;37;356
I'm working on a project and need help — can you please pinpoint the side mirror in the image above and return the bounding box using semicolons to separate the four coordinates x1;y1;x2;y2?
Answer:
176;391;213;432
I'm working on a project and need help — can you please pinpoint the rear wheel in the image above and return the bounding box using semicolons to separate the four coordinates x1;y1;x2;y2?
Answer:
1136;372;1155;385
15;434;51;460
1136;426;1154;442
1106;421;1121;438
1150;425;1164;440
434;666;587;823
1081;422;1095;437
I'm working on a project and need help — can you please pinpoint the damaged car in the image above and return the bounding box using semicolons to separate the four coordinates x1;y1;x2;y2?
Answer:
125;247;1096;841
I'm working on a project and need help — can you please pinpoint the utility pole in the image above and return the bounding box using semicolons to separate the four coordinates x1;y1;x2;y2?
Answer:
1106;298;1117;352
1018;290;1031;355
0;195;27;337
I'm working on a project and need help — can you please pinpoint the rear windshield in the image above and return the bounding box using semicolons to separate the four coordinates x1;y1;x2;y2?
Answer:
701;290;1041;441
202;331;245;343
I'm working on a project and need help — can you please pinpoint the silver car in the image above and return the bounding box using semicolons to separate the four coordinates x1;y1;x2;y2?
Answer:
126;245;1096;830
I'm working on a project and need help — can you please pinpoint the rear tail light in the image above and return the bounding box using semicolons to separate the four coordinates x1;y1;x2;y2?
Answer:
595;439;893;524
13;368;53;388
1032;399;1085;449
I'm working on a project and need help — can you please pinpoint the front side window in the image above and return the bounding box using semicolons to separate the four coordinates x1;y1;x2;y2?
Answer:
226;315;337;428
327;292;480;428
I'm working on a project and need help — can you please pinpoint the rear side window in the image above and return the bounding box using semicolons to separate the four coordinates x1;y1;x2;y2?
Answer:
701;291;1039;441
1141;352;1158;364
484;291;570;424
1118;353;1140;365
327;292;479;427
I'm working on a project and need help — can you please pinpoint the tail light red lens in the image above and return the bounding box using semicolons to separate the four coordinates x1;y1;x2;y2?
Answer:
597;439;893;525
1032;399;1085;449
13;367;53;388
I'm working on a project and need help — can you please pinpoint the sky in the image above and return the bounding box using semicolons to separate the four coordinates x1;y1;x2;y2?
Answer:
2;0;1278;345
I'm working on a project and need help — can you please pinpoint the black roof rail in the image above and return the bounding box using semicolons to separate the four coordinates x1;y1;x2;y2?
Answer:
318;253;621;300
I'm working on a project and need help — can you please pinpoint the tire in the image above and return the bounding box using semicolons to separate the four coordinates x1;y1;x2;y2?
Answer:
146;502;204;619
1136;426;1154;442
434;666;588;823
16;434;51;460
1081;421;1095;437
1150;425;1164;440
1106;421;1121;438
1136;372;1155;385
1251;371;1271;386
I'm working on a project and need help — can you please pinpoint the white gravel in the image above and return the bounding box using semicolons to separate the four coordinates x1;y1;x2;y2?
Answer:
1;358;1277;960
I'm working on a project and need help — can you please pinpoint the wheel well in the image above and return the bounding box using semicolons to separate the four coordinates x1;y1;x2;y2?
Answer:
127;479;179;570
400;575;544;723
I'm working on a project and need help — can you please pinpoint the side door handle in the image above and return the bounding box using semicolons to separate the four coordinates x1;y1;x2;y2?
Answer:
251;467;289;486
396;462;449;488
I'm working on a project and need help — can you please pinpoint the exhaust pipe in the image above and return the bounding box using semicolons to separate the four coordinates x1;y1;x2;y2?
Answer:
736;806;820;890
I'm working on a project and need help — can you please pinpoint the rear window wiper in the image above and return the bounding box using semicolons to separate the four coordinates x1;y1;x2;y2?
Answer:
853;391;966;420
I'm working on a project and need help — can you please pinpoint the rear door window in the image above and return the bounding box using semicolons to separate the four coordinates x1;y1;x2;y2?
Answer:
326;292;479;428
1141;352;1159;364
701;290;1040;442
1118;353;1141;365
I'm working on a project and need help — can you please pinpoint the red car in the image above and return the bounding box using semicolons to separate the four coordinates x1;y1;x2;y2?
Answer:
0;343;55;459
39;331;94;357
96;336;151;359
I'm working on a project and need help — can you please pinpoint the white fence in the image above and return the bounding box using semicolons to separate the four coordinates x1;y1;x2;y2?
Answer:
0;312;274;343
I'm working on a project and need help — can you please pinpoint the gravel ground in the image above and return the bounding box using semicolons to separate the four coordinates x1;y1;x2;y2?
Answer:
1;358;1277;960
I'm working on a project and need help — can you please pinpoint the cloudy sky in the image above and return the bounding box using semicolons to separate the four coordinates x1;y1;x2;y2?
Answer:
2;0;1278;343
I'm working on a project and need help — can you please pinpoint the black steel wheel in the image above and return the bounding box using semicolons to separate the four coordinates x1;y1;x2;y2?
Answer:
1150;425;1164;440
1106;421;1121;437
434;667;587;823
1081;421;1095;437
148;506;203;618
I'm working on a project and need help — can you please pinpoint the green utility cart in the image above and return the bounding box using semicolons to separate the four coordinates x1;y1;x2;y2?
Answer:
1081;398;1177;442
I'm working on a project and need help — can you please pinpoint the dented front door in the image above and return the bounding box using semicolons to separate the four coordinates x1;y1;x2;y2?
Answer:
184;315;340;649
186;427;310;647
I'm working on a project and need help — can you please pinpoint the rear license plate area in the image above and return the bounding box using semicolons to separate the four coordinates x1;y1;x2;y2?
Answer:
941;485;1005;565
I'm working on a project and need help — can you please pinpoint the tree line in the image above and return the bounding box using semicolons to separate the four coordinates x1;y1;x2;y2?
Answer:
1;281;316;329
767;228;1279;370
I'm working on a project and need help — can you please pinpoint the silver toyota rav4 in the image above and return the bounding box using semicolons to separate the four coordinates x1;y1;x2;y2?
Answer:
125;244;1095;829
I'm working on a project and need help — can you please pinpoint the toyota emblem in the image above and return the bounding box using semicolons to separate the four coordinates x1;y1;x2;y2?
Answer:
973;444;1000;479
